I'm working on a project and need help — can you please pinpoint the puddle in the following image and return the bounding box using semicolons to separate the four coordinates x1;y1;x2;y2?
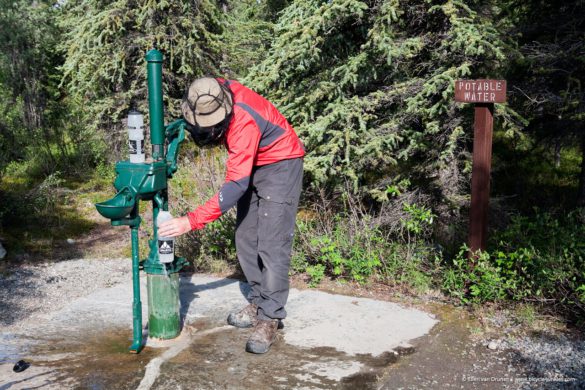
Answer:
7;306;498;389
6;307;514;390
49;330;160;389
3;320;423;389
341;371;380;389
149;322;416;390
2;328;161;390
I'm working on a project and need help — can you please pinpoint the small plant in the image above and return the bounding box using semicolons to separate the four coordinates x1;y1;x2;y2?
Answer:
381;242;438;293
30;171;65;216
442;246;511;304
304;224;382;286
515;303;537;326
306;264;325;287
400;202;435;236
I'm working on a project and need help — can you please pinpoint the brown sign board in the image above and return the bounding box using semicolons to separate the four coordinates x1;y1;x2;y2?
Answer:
454;79;506;103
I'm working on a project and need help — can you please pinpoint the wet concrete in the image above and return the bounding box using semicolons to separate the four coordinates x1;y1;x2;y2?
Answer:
0;301;530;390
150;321;417;390
1;328;159;389
0;323;415;389
1;273;441;389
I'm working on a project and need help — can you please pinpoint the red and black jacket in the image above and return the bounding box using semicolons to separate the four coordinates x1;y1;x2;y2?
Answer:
186;79;305;230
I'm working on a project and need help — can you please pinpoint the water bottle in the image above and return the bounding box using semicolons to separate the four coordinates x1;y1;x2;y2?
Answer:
156;211;175;263
127;109;145;163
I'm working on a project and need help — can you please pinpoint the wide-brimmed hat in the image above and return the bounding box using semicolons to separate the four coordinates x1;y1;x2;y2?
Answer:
182;77;233;127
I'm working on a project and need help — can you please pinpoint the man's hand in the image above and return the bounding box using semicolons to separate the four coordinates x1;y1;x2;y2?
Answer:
158;216;192;238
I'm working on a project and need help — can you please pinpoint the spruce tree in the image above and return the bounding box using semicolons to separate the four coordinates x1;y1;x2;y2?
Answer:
221;0;292;77
0;0;64;171
59;0;225;160
246;0;521;213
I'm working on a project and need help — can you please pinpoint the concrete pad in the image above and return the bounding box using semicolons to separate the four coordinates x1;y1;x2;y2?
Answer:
284;289;436;355
0;273;438;389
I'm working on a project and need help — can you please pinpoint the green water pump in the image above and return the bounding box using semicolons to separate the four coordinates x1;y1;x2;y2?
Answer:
95;49;187;353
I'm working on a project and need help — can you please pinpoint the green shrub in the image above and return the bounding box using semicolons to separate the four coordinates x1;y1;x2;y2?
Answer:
306;264;326;288
442;246;519;304
291;197;440;291
178;213;237;273
168;150;238;273
293;216;383;286
30;172;65;217
382;241;438;293
400;202;435;236
442;209;585;320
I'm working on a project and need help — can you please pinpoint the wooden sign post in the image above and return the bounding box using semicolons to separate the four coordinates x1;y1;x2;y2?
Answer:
454;79;507;254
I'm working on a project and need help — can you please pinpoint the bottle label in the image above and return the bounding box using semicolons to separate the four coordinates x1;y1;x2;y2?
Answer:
158;240;174;255
129;140;144;155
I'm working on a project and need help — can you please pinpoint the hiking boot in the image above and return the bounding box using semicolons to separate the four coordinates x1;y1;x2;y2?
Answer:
245;318;279;354
227;303;258;328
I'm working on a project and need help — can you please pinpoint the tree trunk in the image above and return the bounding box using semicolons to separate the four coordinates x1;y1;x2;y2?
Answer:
577;131;585;207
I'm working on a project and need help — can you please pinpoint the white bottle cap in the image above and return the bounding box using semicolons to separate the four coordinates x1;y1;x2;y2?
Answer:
157;211;174;226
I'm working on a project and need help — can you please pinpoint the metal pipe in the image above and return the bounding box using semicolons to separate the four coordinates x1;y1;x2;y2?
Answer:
129;208;143;353
152;192;165;246
146;49;165;160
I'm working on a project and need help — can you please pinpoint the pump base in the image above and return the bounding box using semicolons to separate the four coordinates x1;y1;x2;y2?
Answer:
147;273;181;339
129;341;143;354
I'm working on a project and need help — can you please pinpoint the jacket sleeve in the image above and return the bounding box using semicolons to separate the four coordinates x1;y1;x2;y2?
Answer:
186;112;260;230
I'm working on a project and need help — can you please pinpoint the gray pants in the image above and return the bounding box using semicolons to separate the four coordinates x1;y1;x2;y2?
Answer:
235;158;303;321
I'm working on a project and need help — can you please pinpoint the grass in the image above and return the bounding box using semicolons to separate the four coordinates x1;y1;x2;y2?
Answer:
0;162;117;261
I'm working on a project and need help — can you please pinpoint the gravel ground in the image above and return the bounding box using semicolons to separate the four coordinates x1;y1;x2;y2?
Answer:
499;333;585;389
0;258;131;333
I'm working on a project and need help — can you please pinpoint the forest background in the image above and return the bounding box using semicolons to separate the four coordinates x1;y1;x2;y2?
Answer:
0;0;584;324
